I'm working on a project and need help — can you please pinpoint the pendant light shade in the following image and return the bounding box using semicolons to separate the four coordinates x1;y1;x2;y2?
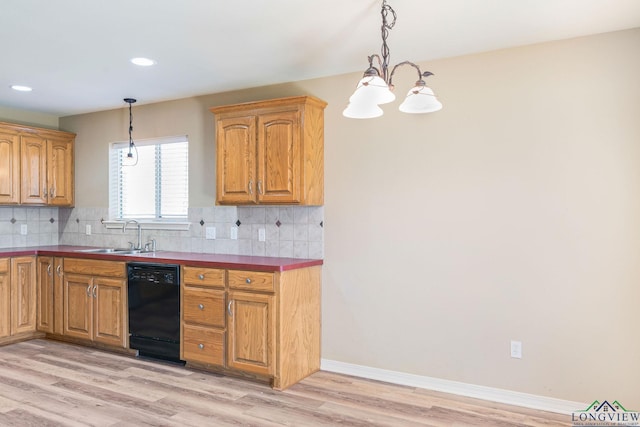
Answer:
398;83;443;114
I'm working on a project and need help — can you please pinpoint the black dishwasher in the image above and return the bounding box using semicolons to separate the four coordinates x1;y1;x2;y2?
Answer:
127;262;183;363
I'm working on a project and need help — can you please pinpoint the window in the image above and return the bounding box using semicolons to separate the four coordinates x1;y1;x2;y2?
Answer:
109;136;188;220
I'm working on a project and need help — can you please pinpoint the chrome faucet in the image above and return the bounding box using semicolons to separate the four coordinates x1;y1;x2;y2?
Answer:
123;220;142;250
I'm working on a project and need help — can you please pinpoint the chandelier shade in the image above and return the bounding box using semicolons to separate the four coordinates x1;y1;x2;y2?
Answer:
399;84;443;114
342;101;384;119
348;75;396;105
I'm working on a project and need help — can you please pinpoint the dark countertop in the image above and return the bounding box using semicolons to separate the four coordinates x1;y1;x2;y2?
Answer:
0;245;323;272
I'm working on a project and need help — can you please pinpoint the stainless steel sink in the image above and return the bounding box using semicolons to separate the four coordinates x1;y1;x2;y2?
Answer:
74;247;150;255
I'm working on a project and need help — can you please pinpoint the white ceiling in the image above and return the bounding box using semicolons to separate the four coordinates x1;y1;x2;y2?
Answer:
2;0;640;117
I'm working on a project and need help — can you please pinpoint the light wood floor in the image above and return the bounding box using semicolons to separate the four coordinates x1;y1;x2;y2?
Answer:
0;339;571;426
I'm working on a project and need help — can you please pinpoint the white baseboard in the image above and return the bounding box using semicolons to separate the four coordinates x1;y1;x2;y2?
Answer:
320;359;583;415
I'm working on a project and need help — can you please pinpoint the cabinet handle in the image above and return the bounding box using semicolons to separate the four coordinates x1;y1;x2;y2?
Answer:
198;343;204;350
43;190;48;199
227;300;233;317
248;180;253;195
50;187;55;198
245;278;251;284
257;180;263;195
198;274;205;280
198;303;204;310
47;264;52;276
93;285;97;298
56;265;62;277
86;285;91;297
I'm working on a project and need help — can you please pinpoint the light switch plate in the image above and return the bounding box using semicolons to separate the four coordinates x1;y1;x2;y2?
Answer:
510;340;522;359
230;226;238;240
205;226;216;240
20;224;28;235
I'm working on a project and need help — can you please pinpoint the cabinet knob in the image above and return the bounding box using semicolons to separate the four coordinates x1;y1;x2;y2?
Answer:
198;274;205;280
198;343;204;350
245;278;252;284
198;303;204;310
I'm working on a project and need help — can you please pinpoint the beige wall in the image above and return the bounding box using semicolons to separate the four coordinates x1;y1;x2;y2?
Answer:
0;106;58;128
60;28;640;406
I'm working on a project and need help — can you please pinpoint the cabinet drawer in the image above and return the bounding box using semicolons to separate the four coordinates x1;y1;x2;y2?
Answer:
64;258;126;277
228;270;274;292
183;324;224;366
183;287;225;327
183;266;225;288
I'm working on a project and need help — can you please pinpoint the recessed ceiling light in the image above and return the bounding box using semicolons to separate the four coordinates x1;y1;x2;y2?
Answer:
130;57;156;66
11;85;32;92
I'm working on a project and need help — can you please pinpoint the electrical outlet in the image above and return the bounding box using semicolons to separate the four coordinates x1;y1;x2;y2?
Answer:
510;340;522;359
205;226;216;240
20;224;28;235
85;224;92;235
230;226;238;240
258;228;266;242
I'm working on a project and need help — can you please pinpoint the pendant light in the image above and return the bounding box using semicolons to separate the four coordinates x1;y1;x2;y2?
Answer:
343;1;442;119
123;98;138;166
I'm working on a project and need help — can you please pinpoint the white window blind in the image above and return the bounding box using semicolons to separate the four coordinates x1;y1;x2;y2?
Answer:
109;136;188;219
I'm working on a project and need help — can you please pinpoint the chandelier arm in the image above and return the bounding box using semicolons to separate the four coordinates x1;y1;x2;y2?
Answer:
388;61;423;88
365;54;384;77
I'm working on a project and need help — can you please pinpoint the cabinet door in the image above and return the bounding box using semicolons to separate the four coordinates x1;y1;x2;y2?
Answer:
63;273;93;340
47;136;74;206
20;135;48;204
216;116;257;204
93;277;127;347
0;258;9;338
227;291;275;376
0;130;20;204
53;258;64;335
36;257;54;333
10;256;36;335
257;110;301;204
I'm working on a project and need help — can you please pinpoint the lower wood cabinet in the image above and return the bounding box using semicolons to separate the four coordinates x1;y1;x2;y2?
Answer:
0;258;10;338
0;256;37;340
62;258;127;348
227;290;274;376
181;266;226;366
180;264;321;390
36;256;64;335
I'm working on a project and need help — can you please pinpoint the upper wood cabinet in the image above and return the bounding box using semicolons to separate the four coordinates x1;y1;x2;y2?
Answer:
0;129;20;204
210;96;326;205
0;121;75;206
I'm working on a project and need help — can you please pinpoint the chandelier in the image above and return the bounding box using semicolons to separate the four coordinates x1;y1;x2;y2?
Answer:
343;0;443;119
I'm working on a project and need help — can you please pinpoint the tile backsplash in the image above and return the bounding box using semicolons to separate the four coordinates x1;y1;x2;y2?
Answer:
0;207;59;248
0;205;323;259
